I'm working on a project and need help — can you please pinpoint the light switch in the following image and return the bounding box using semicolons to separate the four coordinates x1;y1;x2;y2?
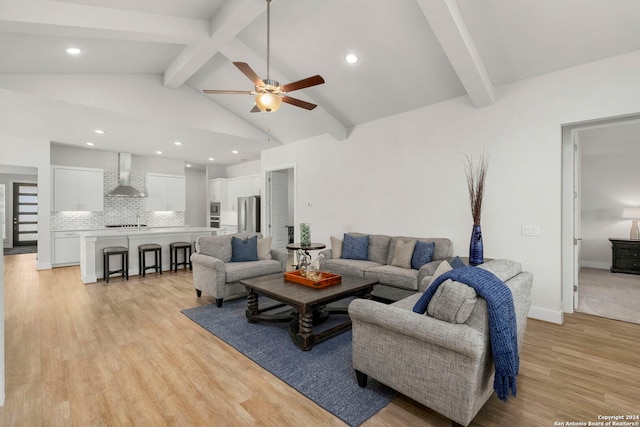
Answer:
522;225;540;236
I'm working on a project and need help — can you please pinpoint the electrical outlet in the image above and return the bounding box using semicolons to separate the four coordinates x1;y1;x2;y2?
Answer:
522;225;540;236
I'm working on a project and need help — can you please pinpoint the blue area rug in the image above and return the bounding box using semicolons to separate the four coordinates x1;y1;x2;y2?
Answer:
181;298;396;426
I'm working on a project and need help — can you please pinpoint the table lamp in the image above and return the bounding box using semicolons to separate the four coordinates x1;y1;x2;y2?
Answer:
622;207;640;240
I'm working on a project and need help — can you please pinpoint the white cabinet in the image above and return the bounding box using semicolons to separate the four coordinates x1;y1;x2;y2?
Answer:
210;178;228;206
227;177;251;211
227;175;260;211
53;166;104;211
145;174;185;211
52;231;81;266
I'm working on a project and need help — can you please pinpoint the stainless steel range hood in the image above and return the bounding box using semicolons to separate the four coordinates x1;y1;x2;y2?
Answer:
107;153;146;197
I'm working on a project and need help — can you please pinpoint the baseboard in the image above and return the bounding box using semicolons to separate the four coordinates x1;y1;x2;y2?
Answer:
580;261;610;270
37;261;52;270
528;306;564;324
82;274;98;284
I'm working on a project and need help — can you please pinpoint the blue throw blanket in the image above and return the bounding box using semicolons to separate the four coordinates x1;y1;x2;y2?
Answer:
412;266;519;402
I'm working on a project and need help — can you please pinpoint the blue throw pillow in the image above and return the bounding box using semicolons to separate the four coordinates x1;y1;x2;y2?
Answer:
411;241;436;269
341;234;369;260
450;255;466;269
231;235;259;262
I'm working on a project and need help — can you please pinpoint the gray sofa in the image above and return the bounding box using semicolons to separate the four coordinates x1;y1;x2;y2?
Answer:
348;259;533;427
319;232;453;301
190;232;288;307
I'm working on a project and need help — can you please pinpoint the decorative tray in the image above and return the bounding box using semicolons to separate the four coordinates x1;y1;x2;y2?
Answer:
284;271;342;288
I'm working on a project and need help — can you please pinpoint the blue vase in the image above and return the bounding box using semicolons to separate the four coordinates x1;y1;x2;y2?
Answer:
469;224;483;266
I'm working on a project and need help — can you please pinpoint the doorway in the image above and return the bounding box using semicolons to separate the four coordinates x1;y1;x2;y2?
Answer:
561;114;640;320
265;166;295;250
12;182;38;247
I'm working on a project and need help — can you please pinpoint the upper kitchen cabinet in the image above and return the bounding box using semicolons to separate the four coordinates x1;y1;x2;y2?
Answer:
226;175;260;211
52;166;104;211
210;178;228;203
145;173;185;211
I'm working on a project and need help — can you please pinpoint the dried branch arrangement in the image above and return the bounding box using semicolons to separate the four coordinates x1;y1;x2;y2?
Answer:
464;152;489;226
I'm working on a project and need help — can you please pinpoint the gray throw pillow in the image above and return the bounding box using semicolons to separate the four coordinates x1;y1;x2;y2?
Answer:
427;279;478;324
330;235;343;259
197;235;232;262
368;235;392;264
428;260;452;286
391;239;416;269
257;237;272;260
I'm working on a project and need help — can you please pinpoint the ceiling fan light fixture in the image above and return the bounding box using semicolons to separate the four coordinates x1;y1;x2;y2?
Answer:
255;92;282;112
202;0;324;113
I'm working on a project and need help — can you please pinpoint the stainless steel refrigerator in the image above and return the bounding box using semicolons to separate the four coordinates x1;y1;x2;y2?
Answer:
237;195;260;233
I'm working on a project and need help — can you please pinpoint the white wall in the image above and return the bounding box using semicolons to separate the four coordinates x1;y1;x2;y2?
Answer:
185;167;207;226
0;188;4;406
581;149;640;269
262;50;640;325
51;145;186;175
0;135;51;408
0;136;51;269
226;160;260;178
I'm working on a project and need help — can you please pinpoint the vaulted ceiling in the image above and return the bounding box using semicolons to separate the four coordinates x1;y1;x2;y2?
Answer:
1;0;640;166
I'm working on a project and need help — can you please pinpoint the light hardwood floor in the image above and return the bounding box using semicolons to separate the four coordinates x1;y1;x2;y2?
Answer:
1;253;639;427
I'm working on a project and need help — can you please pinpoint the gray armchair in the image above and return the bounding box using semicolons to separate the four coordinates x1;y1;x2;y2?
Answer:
190;233;288;307
348;259;533;427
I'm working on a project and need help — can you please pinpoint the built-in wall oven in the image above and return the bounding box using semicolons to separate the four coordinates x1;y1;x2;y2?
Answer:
210;202;221;228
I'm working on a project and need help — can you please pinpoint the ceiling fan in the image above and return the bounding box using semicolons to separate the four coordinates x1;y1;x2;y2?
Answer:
203;0;325;113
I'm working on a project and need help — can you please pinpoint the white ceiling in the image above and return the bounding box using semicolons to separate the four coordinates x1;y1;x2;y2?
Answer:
1;0;640;166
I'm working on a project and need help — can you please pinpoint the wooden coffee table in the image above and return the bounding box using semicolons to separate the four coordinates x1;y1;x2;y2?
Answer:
240;273;378;351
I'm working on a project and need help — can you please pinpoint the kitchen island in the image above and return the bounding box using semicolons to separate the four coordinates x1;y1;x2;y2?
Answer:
80;227;215;284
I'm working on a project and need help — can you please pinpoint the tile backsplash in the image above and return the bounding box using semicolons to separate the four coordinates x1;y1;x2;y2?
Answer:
51;171;185;230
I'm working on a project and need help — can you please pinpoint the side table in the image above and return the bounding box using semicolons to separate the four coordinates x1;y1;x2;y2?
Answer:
286;242;326;270
610;238;640;275
286;242;326;258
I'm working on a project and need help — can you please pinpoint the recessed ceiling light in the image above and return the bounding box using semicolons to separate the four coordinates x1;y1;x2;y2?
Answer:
66;47;82;55
208;157;215;161
86;142;95;146
156;151;163;155
232;150;239;154
174;141;182;146
186;164;191;168
94;129;105;134
345;53;359;64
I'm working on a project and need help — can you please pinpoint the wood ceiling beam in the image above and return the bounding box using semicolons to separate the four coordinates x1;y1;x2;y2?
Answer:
416;0;495;107
0;0;208;44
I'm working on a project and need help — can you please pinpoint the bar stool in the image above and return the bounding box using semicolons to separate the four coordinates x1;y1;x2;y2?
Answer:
170;241;192;272
138;243;162;277
103;246;129;283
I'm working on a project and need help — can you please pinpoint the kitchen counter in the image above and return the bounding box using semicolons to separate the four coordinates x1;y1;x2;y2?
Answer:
80;227;216;284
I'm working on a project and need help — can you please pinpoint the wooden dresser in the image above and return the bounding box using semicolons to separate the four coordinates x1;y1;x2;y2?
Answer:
609;238;640;274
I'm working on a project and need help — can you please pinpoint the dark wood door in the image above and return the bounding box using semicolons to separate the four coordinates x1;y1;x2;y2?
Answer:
12;182;38;246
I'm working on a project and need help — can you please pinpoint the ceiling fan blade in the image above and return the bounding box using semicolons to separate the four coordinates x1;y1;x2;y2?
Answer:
250;105;261;113
282;96;317;110
203;90;253;95
233;62;264;87
281;75;325;93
